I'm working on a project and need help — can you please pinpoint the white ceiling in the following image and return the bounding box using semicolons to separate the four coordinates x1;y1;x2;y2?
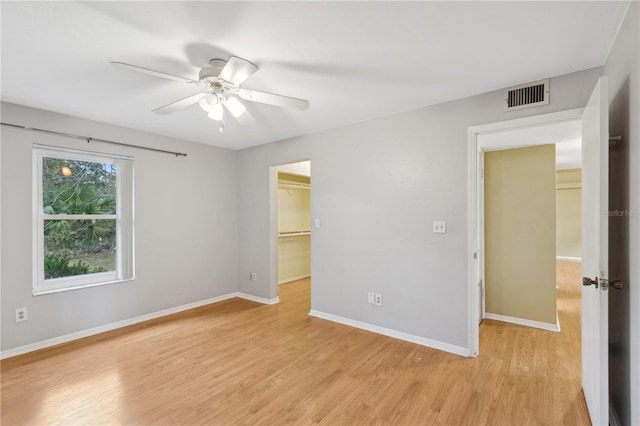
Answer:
478;120;582;170
0;1;629;150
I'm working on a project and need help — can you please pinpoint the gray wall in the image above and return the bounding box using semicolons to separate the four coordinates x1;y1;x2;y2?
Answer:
237;67;602;350
1;103;238;351
604;2;639;425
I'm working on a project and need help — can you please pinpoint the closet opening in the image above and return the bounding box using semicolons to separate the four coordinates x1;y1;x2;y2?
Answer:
274;160;311;306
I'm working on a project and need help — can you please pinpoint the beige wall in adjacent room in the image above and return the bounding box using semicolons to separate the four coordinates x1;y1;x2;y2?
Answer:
277;172;311;284
485;144;557;325
556;169;582;258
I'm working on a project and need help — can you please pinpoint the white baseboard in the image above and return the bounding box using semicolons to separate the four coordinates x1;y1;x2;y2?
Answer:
278;274;311;285
484;312;560;332
308;310;470;357
556;256;582;262
1;291;281;360
0;293;240;360
237;292;280;305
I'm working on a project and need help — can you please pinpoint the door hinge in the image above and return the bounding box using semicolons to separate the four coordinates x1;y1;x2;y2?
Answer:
582;276;598;288
585;277;624;291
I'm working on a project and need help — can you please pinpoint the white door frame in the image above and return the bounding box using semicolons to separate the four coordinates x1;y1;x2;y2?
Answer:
466;108;585;356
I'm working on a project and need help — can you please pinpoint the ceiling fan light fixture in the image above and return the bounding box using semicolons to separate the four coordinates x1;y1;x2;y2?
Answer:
208;103;224;121
225;96;246;117
198;93;218;112
113;55;310;129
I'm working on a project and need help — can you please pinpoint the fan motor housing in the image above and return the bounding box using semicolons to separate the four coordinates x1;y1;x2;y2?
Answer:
199;59;227;83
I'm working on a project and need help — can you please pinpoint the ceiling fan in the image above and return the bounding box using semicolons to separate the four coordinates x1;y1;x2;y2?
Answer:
111;56;310;130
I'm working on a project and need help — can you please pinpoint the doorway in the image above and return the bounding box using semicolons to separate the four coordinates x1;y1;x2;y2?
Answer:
467;108;584;355
483;143;560;330
274;160;311;304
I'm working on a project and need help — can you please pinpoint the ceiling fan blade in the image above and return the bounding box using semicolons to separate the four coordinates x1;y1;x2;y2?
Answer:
111;61;198;85
237;88;310;111
153;93;205;114
218;56;258;86
224;97;256;126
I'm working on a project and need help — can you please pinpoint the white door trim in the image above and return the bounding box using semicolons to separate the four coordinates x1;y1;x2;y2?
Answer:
467;108;585;356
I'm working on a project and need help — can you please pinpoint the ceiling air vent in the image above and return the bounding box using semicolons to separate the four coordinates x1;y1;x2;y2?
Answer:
504;79;549;112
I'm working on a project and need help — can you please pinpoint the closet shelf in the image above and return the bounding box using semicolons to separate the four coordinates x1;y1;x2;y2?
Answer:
278;183;310;190
278;230;311;237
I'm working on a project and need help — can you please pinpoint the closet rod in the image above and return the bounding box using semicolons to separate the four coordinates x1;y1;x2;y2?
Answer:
1;122;187;157
278;230;311;237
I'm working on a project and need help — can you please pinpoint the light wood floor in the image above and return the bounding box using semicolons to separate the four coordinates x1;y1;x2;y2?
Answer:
2;265;589;425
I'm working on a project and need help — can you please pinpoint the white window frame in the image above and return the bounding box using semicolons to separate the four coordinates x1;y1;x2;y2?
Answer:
33;145;134;295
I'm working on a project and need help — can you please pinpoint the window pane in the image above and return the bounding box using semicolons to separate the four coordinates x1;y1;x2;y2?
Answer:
43;157;116;215
44;219;116;279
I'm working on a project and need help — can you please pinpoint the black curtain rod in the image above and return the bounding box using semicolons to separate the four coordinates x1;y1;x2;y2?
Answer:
1;122;187;157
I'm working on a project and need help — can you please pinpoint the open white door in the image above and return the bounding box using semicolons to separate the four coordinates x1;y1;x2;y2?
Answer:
581;76;609;426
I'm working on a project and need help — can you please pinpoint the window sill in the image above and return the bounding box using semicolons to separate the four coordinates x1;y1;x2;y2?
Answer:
32;277;135;296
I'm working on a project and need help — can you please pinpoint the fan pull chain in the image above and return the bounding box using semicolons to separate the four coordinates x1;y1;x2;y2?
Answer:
219;120;226;134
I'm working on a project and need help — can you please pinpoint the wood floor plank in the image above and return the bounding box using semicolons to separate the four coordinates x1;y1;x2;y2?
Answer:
2;267;590;425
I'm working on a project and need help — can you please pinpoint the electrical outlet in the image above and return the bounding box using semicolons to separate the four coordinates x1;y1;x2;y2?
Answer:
375;294;383;307
15;308;28;322
368;292;375;304
433;221;446;233
249;273;257;281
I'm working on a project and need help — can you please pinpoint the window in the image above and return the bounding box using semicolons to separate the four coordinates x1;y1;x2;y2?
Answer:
33;146;134;295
